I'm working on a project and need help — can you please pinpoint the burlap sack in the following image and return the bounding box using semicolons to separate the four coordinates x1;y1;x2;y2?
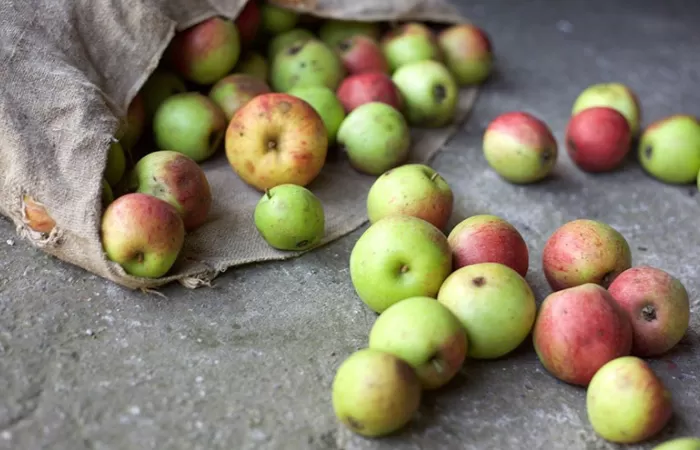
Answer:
0;0;479;290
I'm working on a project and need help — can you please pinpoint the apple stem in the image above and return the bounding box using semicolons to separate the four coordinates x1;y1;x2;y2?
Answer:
430;172;439;182
265;189;272;199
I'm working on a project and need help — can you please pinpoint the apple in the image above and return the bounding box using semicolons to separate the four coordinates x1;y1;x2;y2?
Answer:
437;262;536;359
259;3;299;35
102;179;114;206
152;92;227;163
122;151;212;231
368;296;468;390
118;93;146;153
638;114;700;184
380;22;441;72
225;92;327;191
336;72;403;113
587;356;672;444
22;195;56;234
571;82;642;136
139;70;187;122
336;102;410;175
608;266;690;357
234;0;261;45
542;218;632;291
208;73;272;120
167;17;241;85
533;283;633;386
233;51;269;80
254;184;325;251
565;106;632;172
100;193;185;278
437;23;494;86
447;214;529;277
482;111;558;184
287;85;345;145
270;38;346;92
349;215;452;313
331;348;422;438
267;28;315;60
318;19;381;48
653;438;700;450
105;141;126;187
366;164;453;230
335;35;389;75
392;60;458;128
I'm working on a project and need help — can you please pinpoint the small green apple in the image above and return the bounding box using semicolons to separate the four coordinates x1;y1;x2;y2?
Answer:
270;38;346;92
318;19;380;48
140;70;187;121
571;82;642;136
287;85;345;144
638;114;700;184
259;3;299;35
267;28;315;60
105;141;126;187
381;22;442;72
233;51;269;80
653;438;700;450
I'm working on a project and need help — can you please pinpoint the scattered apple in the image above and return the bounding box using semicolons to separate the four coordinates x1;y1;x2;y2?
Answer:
233;51;269;80
139;70;187;122
22;195;56;234
235;0;261;45
381;22;441;72
270;38;346;92
259;2;299;35
571;82;642;136
336;72;403;113
267;28;315;60
209;73;272;121
437;23;493;86
335;35;389;75
653;438;700;450
318;19;381;48
287;85;345;144
392;60;458;128
105;141;126;187
638;114;700;184
566;106;632;172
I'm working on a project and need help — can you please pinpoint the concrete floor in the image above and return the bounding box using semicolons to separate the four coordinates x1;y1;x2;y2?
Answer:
2;0;700;449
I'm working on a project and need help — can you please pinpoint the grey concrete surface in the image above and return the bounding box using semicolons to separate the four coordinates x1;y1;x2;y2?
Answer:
2;0;700;449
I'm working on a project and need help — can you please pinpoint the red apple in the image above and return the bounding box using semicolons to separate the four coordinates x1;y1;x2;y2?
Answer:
437;23;494;86
336;35;389;75
235;0;260;45
533;283;633;386
336;72;403;113
208;73;271;121
566;107;632;172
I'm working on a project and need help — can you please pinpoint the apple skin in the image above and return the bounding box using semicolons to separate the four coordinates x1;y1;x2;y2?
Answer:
447;214;529;277
233;51;269;80
608;266;690;357
532;283;633;386
267;28;315;61
152;92;227;163
259;3;299;35
653;438;700;450
287;85;345;145
270;38;346;92
571;82;642;136
123;151;212;232
392;60;458;128
349;215;452;313
336;72;403;113
234;0;260;45
167;17;241;85
139;70;187;122
336;102;410;176
208;73;272;121
102;179;114;206
331;348;422;438
368;296;468;390
587;356;672;444
119;93;146;153
482;111;558;184
319;19;381;48
437;262;537;360
638;114;700;184
565;107;632;173
225;93;328;191
366;164;453;231
105;141;126;187
100;193;185;279
437;23;494;86
22;195;56;234
335;35;389;75
542;218;632;291
380;22;442;72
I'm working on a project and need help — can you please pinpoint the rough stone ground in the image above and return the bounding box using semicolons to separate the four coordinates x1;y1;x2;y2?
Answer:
2;0;700;449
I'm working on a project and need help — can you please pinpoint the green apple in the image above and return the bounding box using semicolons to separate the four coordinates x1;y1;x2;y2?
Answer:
437;262;537;359
270;38;346;92
209;73;272;121
366;163;453;231
105;141;126;186
287;85;345;144
638;114;700;184
254;184;325;251
368;296;468;390
318;19;380;48
259;3;299;35
139;70;187;121
349;215;452;313
267;28;315;60
381;22;441;72
233;51;269;80
336;102;410;175
153;92;227;163
392;60;458;128
587;356;673;444
653;438;700;450
101;178;114;206
571;82;642;136
331;348;422;438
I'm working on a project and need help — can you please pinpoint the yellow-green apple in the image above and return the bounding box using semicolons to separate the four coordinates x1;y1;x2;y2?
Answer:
319;19;381;48
22;195;56;234
366;164;453;230
287;85;345;144
566;107;632;172
572;82;642;136
234;0;261;45
653;438;700;450
447;214;529;277
437;23;493;86
381;22;442;72
208;73;271;121
118;93;146;153
533;283;633;386
437;262;536;359
336;72;403;113
267;28;315;60
254;184;325;251
270;38;345;92
482;111;558;184
392;60;458;128
100;193;185;278
608;266;690;357
638;114;700;184
167;17;241;85
335;35;389;75
332;348;421;438
123;151;212;231
225;92;328;191
139;70;187;122
349;216;452;313
233;51;269;80
105;141;126;187
587;356;672;444
542;218;632;291
102;179;114;206
368;296;468;390
259;2;299;35
152;92;227;163
336;102;410;175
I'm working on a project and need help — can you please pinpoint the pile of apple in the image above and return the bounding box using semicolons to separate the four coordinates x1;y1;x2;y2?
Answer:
331;163;692;447
97;0;494;279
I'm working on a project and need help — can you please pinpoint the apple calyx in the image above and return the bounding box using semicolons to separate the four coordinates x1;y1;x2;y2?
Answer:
641;304;657;322
266;139;278;152
287;42;305;56
472;276;486;287
399;264;410;274
337;38;352;52
643;144;653;159
433;84;447;104
541;148;555;165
